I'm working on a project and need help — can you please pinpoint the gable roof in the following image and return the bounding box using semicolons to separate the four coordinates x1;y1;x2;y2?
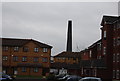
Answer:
101;15;119;26
54;51;81;58
1;38;52;48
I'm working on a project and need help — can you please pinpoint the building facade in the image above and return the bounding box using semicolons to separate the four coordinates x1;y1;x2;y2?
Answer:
51;52;81;75
1;38;52;76
101;16;120;81
81;15;120;81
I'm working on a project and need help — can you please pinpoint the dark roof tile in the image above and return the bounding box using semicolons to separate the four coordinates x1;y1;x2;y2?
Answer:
1;38;52;48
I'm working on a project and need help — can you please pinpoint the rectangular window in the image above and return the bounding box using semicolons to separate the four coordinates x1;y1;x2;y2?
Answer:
89;50;92;58
117;37;120;46
43;48;48;52
33;57;39;62
42;57;48;62
103;47;106;55
117;22;120;29
116;70;120;79
3;46;8;51
13;56;18;62
113;54;116;62
103;31;106;38
113;38;116;47
34;47;39;52
14;47;19;52
97;42;101;50
22;57;27;62
3;56;8;61
117;53;120;62
22;67;26;72
23;47;29;52
113;70;115;78
33;68;39;72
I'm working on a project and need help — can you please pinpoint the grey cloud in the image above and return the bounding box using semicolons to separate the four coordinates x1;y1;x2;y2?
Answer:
2;2;118;56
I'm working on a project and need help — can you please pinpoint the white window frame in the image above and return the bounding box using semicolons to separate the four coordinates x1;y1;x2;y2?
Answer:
116;70;120;79
89;50;92;58
103;47;106;55
34;47;39;52
33;68;39;72
43;48;48;52
113;70;115;78
22;56;27;62
117;53;119;62
113;54;116;62
3;56;8;61
3;46;8;51
103;31;106;38
14;47;19;51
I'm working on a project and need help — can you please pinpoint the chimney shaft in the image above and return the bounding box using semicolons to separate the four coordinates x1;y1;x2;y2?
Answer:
66;20;72;52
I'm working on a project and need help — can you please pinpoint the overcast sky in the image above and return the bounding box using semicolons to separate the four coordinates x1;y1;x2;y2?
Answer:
2;2;119;56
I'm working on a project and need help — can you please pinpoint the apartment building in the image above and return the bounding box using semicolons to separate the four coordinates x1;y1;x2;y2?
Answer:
51;52;81;75
81;15;120;81
101;16;120;81
1;38;52;76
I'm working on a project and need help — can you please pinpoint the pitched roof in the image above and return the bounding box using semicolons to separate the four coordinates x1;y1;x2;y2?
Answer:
54;51;81;58
1;38;52;48
101;15;119;26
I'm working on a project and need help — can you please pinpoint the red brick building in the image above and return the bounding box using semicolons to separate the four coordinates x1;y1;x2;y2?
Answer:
1;38;52;76
101;16;120;81
52;15;120;81
81;15;120;81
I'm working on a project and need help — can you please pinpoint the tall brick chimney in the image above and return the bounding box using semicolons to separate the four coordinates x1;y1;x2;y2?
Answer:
66;20;72;52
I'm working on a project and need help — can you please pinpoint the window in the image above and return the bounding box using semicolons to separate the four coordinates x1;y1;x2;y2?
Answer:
43;48;48;52
114;24;117;31
97;56;101;59
13;56;18;62
117;53;119;62
33;57;39;62
42;57;48;62
113;54;116;62
103;31;106;38
14;47;19;52
97;42;101;50
113;70;116;78
113;38;116;47
3;56;8;61
22;67;26;72
3;46;8;51
34;47;39;52
103;47;106;55
23;47;29;52
22;57;27;62
89;50;92;58
116;70;120;79
117;37;120;46
33;68;39;72
117;22;120;29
